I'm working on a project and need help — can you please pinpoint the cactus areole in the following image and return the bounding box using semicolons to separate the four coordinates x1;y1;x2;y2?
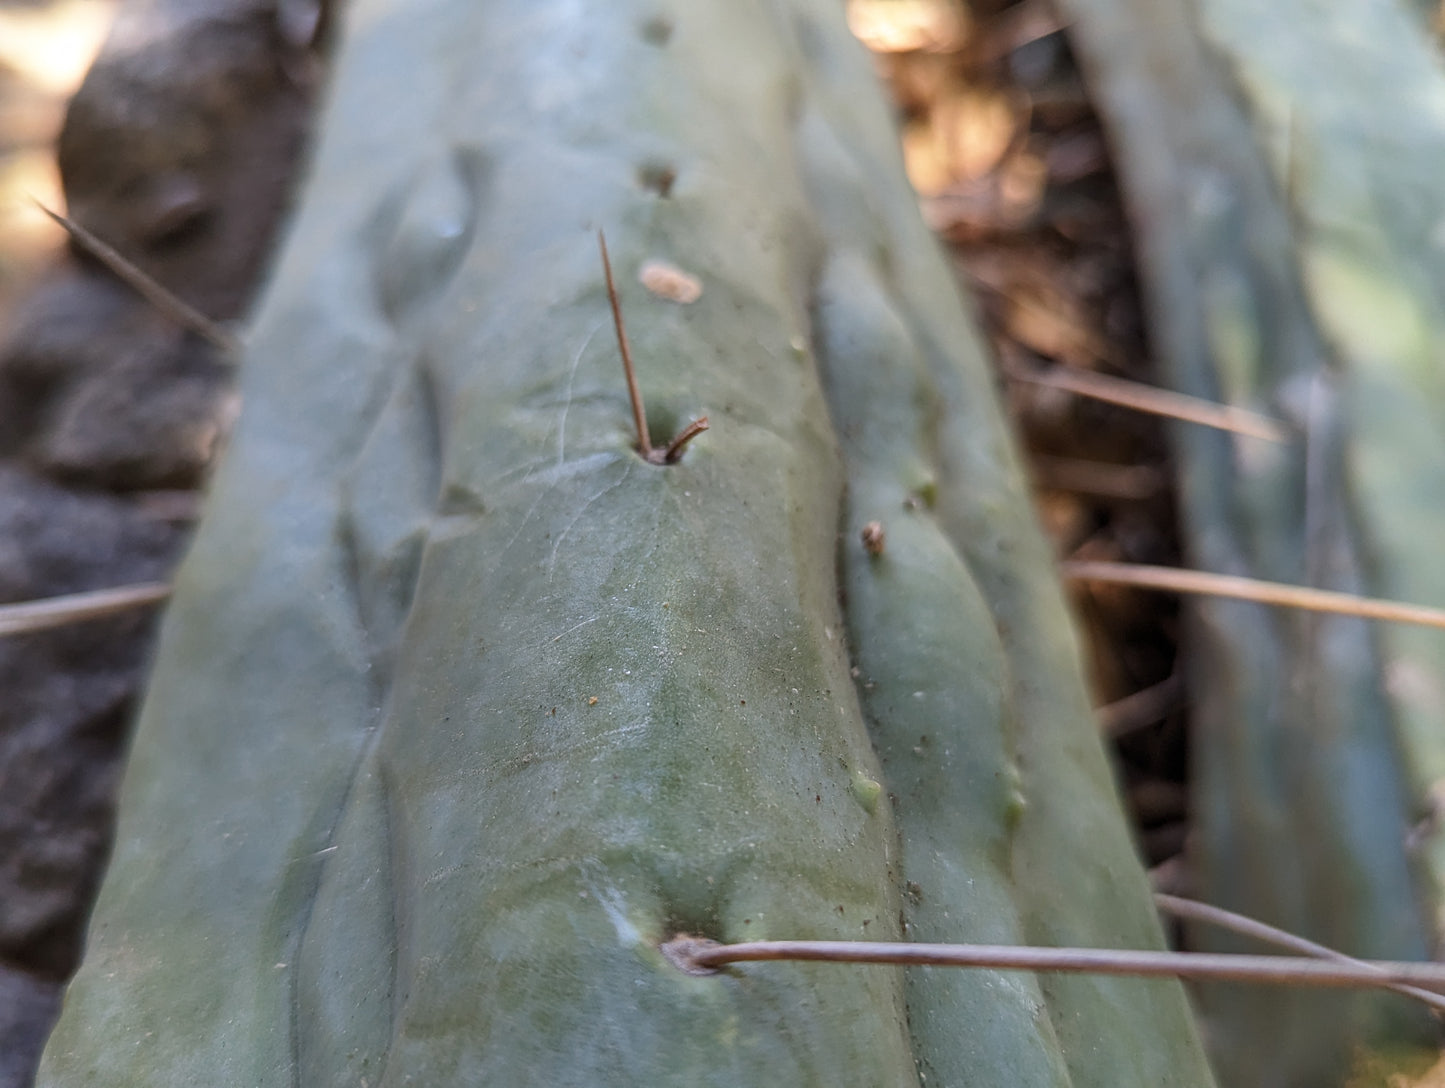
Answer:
39;1;1214;1085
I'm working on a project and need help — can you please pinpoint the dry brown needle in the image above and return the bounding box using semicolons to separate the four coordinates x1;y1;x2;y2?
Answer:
32;198;239;355
0;583;172;638
1062;560;1445;631
597;229;708;465
1007;360;1290;443
1154;893;1445;1014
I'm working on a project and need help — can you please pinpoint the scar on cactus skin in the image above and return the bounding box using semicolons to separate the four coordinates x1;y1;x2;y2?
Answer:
861;521;886;557
597;229;708;465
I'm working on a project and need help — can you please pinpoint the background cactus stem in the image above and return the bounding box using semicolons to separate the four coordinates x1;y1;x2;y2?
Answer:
596;228;707;465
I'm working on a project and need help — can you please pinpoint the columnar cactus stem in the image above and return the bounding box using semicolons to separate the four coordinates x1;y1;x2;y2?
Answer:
38;2;1215;1084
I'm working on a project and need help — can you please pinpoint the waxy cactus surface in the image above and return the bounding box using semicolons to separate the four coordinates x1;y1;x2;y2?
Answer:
40;1;1214;1084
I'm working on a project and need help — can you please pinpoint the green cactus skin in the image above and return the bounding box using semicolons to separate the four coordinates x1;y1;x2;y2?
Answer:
815;249;1074;1088
796;52;1212;1080
39;1;1214;1085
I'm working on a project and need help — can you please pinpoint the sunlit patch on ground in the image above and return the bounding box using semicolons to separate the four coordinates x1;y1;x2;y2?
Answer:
847;0;967;54
0;0;117;325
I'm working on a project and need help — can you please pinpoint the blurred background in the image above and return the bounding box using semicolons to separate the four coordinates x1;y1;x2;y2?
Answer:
6;1;1445;1085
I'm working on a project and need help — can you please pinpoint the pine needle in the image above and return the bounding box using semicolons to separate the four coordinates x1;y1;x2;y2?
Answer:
1155;893;1445;1014
1095;672;1182;737
1008;361;1290;443
1061;560;1445;630
0;583;171;637
31;199;240;355
661;935;1445;996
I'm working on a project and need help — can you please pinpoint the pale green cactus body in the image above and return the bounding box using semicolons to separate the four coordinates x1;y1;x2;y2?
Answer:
39;1;1214;1084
